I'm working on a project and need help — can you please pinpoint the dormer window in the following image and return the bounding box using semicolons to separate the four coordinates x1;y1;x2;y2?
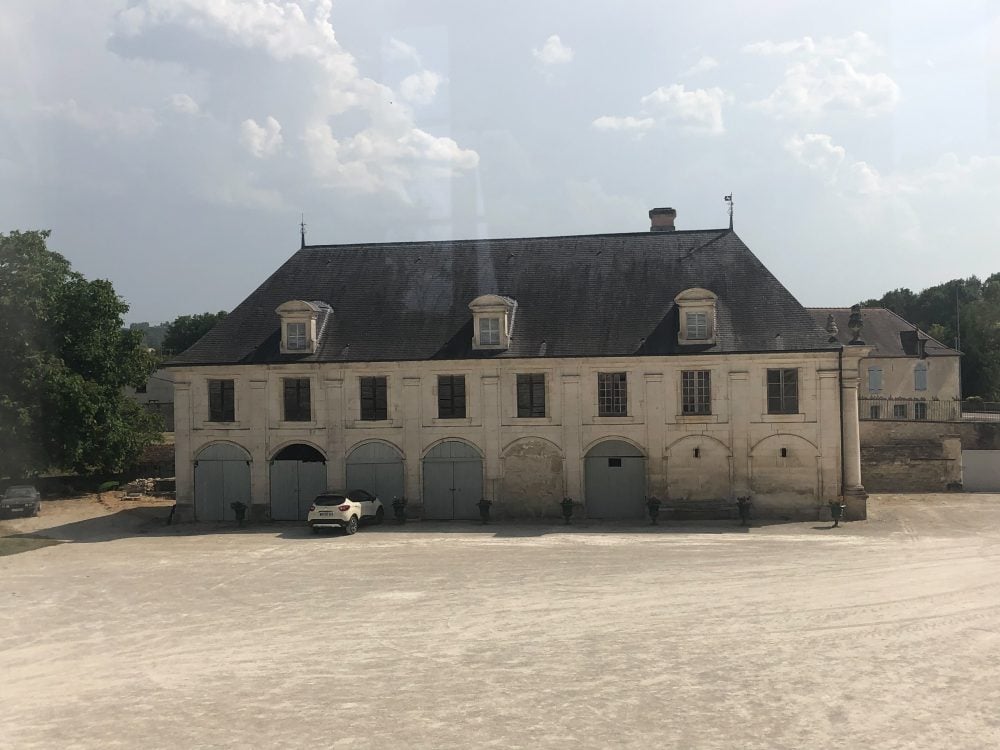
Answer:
275;300;331;355
479;317;501;346
469;294;516;351
674;288;718;345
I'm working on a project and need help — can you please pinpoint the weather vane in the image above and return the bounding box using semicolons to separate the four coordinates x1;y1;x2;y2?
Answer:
724;194;733;229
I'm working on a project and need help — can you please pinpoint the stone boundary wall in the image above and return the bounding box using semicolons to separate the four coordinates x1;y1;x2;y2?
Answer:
861;421;1000;492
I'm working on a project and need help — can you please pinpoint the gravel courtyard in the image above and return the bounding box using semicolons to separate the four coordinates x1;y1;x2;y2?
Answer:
2;495;999;749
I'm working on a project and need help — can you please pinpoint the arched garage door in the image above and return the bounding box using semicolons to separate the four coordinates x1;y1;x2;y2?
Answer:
422;441;483;520
194;442;251;522
270;444;328;521
585;440;646;519
346;442;405;502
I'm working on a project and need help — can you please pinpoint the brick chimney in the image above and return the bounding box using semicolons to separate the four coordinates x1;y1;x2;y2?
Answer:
649;207;676;232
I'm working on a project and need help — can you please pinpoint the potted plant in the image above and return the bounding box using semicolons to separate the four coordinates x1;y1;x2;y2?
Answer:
560;497;575;524
646;496;661;525
829;499;846;528
477;497;492;524
391;496;407;524
229;501;248;526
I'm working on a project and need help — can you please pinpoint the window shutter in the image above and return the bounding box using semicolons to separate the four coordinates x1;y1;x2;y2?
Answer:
209;380;222;419
375;378;387;419
869;367;883;393
914;364;928;392
517;375;531;415
531;375;545;417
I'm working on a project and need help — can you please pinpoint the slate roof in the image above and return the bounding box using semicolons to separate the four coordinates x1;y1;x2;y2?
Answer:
808;307;960;358
169;228;838;366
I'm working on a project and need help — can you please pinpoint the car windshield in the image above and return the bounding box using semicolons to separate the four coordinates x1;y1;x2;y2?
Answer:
5;488;35;498
314;495;347;506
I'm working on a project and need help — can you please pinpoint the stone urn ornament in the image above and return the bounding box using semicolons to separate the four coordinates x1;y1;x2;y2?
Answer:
848;304;865;345
560;497;575;524
391;496;407;524
646;496;661;525
477;497;492;524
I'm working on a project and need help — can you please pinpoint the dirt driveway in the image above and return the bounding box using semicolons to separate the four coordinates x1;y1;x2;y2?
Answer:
1;494;999;749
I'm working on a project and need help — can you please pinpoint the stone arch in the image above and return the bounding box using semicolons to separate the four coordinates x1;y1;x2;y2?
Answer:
749;434;822;518
422;438;484;460
664;434;731;501
500;437;565;518
269;442;328;521
584;439;647;519
582;435;646;458
346;440;405;503
194;441;252;522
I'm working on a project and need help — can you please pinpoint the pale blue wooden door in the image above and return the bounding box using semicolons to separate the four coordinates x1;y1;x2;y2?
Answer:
584;441;646;519
422;441;483;520
346;443;405;503
269;460;299;520
194;443;251;521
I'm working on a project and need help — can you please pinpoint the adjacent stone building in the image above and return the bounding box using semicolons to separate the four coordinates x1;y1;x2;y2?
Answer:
167;209;871;523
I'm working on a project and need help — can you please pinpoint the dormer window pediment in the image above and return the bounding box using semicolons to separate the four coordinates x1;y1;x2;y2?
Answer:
674;288;718;345
469;294;516;351
276;299;331;355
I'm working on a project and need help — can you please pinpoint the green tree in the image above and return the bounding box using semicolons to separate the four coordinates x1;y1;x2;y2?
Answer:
162;310;227;355
0;230;162;478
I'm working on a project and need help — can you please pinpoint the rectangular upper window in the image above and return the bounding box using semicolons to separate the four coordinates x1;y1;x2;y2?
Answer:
208;379;235;422
681;370;712;415
286;322;308;351
283;378;311;421
438;375;466;419
598;372;627;417
893;403;908;419
686;312;709;340
516;373;546;418
360;376;388;421
914;364;928;391
914;402;928;420
766;369;799;415
869;404;882;419
868;367;883;393
479;317;501;346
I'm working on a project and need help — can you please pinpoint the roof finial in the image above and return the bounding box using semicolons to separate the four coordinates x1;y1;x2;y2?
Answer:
724;193;733;229
300;214;307;249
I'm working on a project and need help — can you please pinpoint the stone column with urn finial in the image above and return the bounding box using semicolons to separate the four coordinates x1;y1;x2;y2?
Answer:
840;304;871;519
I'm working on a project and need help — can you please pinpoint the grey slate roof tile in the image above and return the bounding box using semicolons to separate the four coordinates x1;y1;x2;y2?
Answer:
169;229;838;366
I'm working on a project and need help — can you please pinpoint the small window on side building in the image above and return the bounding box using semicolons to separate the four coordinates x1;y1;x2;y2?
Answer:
438;375;466;419
914;402;928;420
598;372;627;417
893;403;908;419
914;362;928;391
766;369;799;414
360;376;388;421
516;373;546;418
868;367;883;393
208;379;235;422
283;378;311;421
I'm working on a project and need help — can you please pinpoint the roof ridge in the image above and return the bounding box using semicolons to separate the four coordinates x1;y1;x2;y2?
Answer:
301;227;731;251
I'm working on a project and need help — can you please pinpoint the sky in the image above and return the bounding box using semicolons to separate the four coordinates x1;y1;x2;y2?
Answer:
2;0;998;324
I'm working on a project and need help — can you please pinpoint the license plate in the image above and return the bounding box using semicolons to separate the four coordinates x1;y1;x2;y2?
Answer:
319;512;334;516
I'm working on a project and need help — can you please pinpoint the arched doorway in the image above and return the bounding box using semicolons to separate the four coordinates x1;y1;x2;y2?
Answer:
270;443;327;521
750;435;820;518
500;438;564;517
346;442;405;502
194;443;251;522
665;436;732;501
422;441;483;520
584;440;646;519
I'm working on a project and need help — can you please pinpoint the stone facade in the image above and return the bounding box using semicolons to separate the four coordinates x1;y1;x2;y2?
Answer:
172;349;870;522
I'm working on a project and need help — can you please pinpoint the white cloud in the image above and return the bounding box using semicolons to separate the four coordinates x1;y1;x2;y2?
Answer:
399;70;442;106
533;34;574;65
37;99;158;137
240;116;283;157
745;32;900;118
112;0;478;198
168;93;200;115
384;37;421;66
591;115;655;134
640;84;727;134
680;55;719;77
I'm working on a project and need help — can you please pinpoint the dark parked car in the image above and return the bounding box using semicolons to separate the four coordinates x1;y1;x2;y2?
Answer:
1;486;41;517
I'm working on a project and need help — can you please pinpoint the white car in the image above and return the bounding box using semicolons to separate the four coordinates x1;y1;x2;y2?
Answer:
307;489;384;534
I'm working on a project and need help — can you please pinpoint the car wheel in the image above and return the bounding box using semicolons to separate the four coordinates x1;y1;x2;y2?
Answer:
374;507;385;525
344;516;359;535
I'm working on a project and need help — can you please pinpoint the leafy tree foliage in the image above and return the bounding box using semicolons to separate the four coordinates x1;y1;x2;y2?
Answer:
162;311;227;355
864;273;1000;399
0;230;161;478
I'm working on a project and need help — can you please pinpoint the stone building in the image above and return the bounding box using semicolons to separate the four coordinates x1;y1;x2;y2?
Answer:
167;209;871;523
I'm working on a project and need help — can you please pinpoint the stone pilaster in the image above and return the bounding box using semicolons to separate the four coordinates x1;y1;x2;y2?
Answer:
173;379;193;518
561;374;582;503
482;374;501;506
728;371;750;497
643;373;666;498
323;376;345;493
402;376;422;506
248;378;269;521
